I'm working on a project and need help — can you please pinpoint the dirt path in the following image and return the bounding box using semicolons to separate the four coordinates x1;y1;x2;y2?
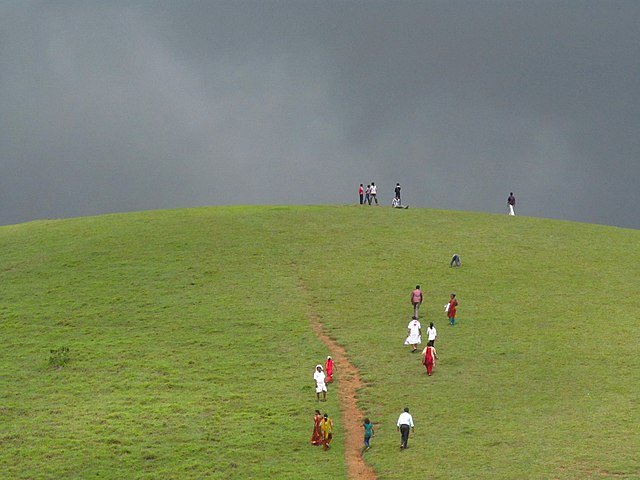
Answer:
300;279;377;480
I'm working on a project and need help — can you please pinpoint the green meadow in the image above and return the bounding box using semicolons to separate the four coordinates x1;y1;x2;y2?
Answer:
1;206;638;479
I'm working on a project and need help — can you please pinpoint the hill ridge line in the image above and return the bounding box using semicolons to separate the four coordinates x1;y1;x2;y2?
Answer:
297;276;377;480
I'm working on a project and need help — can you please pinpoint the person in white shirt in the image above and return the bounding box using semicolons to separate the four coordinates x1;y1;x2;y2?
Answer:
396;407;415;449
369;182;379;205
313;365;327;402
404;316;422;352
426;322;437;345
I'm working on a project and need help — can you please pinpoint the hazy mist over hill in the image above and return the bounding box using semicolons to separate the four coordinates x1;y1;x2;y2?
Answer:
1;1;639;228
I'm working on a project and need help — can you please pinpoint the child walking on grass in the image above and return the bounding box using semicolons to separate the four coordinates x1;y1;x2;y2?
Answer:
362;418;375;452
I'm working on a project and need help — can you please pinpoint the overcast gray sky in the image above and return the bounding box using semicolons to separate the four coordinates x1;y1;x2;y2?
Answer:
1;1;639;228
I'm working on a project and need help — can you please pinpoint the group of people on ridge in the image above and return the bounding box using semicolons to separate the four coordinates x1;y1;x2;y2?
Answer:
358;182;408;208
358;183;379;205
359;183;516;214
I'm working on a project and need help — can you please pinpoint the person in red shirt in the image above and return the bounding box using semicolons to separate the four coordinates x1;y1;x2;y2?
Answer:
410;285;423;318
325;356;334;383
358;184;364;204
447;293;458;325
421;342;438;376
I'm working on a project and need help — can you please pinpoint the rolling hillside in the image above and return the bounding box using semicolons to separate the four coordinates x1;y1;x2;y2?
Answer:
1;206;638;479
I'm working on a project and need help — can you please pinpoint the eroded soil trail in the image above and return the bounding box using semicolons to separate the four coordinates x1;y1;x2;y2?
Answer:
300;279;377;480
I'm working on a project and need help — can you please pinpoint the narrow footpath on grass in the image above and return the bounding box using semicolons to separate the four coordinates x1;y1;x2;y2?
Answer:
298;277;377;480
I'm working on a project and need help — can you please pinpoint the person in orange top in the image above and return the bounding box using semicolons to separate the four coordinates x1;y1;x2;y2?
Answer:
310;409;323;446
447;293;458;325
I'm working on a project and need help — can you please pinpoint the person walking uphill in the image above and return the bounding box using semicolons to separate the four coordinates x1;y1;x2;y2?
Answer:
404;316;422;352
508;192;516;216
422;342;438;376
397;407;414;449
411;285;423;318
447;293;458;325
314;365;327;401
311;410;323;446
321;413;334;450
362;418;375;452
325;356;334;383
426;322;437;345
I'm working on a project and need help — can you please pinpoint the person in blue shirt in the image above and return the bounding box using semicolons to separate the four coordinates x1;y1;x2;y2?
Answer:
362;418;375;452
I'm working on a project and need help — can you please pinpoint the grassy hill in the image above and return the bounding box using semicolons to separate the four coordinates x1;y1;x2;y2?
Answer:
1;206;638;479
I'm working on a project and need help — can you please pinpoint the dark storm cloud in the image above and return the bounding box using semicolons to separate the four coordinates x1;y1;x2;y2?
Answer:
1;1;639;228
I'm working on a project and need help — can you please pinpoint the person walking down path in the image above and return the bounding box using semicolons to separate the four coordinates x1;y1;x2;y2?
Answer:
325;356;334;383
311;410;323;446
422;343;439;376
397;408;414;449
358;184;364;205
394;183;401;202
369;182;379;205
508;192;516;216
314;365;327;401
446;293;458;326
364;185;371;205
426;322;437;345
321;413;334;450
410;285;423;318
362;418;375;453
404;316;422;352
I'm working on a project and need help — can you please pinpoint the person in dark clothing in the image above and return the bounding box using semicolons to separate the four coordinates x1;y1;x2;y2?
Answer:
508;192;516;216
394;183;401;202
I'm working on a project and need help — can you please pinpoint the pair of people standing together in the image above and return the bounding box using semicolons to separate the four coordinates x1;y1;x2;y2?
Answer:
311;410;333;450
313;356;335;402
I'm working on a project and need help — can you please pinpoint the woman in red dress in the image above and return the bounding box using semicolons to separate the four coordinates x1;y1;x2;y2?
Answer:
311;409;323;445
422;341;438;376
325;356;334;383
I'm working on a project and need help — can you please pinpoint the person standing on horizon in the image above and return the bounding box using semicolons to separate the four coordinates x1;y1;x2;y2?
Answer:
369;182;379;205
364;184;371;205
394;183;401;203
508;192;516;216
411;285;423;318
358;184;364;205
397;407;414;449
